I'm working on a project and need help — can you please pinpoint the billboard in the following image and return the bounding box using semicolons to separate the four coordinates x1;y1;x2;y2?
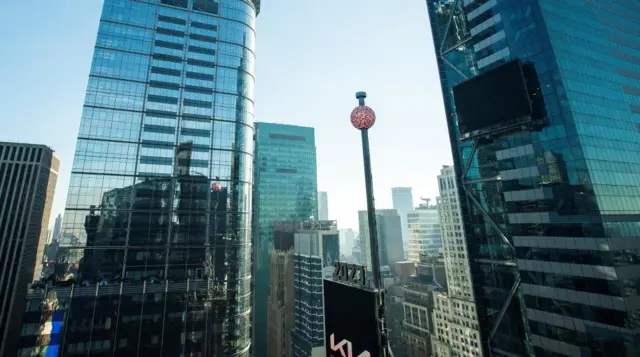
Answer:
453;59;532;134
323;279;380;357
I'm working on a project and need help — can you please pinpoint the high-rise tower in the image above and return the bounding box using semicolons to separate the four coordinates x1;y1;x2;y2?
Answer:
358;209;404;272
252;123;318;357
0;143;58;357
391;187;413;249
426;1;640;355
317;191;328;221
16;1;259;356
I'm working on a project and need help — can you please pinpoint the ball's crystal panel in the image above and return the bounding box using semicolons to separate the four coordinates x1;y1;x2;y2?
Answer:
350;105;376;129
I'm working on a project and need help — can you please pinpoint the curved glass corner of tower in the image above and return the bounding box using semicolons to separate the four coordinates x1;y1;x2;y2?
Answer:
18;1;258;356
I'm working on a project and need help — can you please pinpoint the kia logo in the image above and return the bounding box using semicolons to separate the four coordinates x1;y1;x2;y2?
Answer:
329;333;371;357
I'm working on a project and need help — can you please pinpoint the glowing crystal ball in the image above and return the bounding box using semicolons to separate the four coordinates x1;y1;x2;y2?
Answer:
350;105;376;130
351;105;376;130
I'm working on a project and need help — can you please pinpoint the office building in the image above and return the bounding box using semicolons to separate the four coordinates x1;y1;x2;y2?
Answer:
291;222;339;357
407;198;442;262
268;224;296;357
253;123;318;356
266;221;338;357
338;228;356;257
386;284;407;357
437;166;474;301
391;187;413;249
16;1;260;356
317;191;328;221
358;209;404;272
402;254;446;357
430;166;483;357
0;143;59;357
426;0;640;355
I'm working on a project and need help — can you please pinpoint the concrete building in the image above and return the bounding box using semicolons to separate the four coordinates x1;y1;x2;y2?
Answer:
402;254;446;357
317;191;328;221
267;221;339;357
391;187;413;249
437;166;474;301
407;198;442;262
430;165;483;357
394;260;416;282
358;209;404;272
386;284;407;357
0;142;59;357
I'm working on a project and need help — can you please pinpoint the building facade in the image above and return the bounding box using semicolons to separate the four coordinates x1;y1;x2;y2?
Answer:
291;222;339;357
407;198;442;262
16;1;259;356
402;254;446;357
391;187;414;249
430;165;483;357
0;143;59;357
358;209;404;272
317;191;328;221
426;0;640;355
266;221;338;357
253;123;318;356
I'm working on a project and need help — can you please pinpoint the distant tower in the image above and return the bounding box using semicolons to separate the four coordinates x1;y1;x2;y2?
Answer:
317;191;329;220
52;213;62;242
391;187;413;248
407;197;441;262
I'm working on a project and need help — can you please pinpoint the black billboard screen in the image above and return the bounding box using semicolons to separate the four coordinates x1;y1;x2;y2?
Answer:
453;59;532;133
324;279;380;357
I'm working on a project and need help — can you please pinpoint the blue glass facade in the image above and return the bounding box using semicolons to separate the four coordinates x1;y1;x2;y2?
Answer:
252;123;318;357
426;0;640;356
16;1;258;356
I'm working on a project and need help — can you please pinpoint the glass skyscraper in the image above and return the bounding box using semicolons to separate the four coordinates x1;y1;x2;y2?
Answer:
252;123;318;357
426;1;640;356
16;1;258;356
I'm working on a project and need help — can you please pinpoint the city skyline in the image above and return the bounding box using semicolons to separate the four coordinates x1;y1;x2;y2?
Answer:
2;1;638;356
0;0;451;232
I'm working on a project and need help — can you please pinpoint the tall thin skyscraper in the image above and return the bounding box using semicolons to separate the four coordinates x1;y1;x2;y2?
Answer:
51;213;62;242
358;209;404;272
427;1;640;355
391;187;413;249
317;191;328;221
16;1;259;356
431;165;482;357
253;123;318;357
0;143;59;357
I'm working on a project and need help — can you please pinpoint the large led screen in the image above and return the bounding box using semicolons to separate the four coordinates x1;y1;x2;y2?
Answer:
453;59;532;133
324;279;380;357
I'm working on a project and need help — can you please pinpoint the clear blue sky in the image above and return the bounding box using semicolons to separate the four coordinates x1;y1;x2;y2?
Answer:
0;1;452;231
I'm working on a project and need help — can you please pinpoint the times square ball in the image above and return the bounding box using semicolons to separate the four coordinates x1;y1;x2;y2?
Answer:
350;105;376;130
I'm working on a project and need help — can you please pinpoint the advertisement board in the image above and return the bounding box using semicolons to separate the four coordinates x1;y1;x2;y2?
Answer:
323;279;380;357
